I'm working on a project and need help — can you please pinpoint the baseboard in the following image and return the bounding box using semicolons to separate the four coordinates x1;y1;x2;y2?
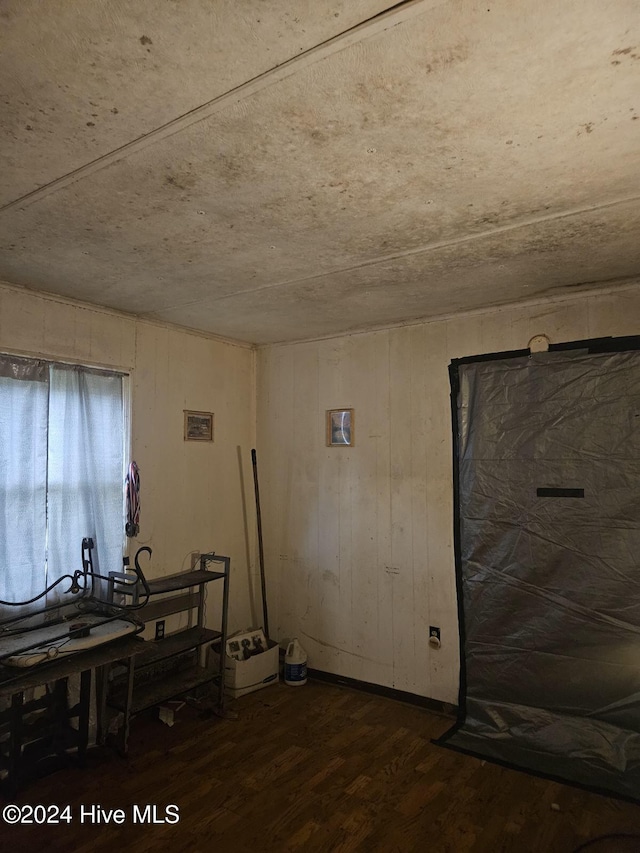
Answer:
307;668;457;718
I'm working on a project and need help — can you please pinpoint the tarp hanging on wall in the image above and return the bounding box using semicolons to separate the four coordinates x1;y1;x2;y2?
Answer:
437;341;640;802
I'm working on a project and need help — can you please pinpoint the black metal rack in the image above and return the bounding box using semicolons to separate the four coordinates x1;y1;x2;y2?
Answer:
103;553;230;751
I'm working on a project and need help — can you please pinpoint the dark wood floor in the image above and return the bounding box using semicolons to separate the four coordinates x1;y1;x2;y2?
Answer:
2;679;639;852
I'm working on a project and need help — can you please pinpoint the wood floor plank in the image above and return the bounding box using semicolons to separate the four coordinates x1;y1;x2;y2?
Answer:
1;680;638;852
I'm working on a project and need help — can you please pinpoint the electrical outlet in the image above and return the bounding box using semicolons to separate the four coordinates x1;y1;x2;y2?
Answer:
429;626;440;641
155;620;165;640
190;551;200;570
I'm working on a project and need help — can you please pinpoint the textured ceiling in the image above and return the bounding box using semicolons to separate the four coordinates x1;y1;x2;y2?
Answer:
1;0;639;344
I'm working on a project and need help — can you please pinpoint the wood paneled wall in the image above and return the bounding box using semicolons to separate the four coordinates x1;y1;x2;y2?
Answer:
3;278;639;701
257;285;640;703
0;282;257;633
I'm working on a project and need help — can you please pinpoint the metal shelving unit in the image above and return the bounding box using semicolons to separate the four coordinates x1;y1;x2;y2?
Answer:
104;553;230;750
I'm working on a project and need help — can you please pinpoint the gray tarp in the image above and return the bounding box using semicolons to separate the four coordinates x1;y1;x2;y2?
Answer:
439;346;640;800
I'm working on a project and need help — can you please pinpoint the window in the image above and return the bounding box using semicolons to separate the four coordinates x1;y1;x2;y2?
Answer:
0;353;127;616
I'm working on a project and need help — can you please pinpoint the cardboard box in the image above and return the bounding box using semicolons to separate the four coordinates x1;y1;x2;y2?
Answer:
211;638;279;699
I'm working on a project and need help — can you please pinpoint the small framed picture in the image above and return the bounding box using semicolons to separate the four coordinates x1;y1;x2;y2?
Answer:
326;408;354;447
184;410;214;442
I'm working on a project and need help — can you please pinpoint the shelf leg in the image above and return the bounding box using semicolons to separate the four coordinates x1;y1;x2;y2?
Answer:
96;663;109;745
218;556;231;713
118;655;135;755
77;669;91;767
7;690;24;796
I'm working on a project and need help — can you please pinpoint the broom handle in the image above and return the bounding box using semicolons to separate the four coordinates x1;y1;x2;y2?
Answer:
251;448;269;637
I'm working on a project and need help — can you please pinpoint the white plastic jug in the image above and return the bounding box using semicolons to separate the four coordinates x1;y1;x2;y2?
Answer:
284;638;307;686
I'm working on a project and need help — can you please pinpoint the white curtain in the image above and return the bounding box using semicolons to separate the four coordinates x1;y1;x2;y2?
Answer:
47;366;125;602
0;356;125;617
0;358;49;614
